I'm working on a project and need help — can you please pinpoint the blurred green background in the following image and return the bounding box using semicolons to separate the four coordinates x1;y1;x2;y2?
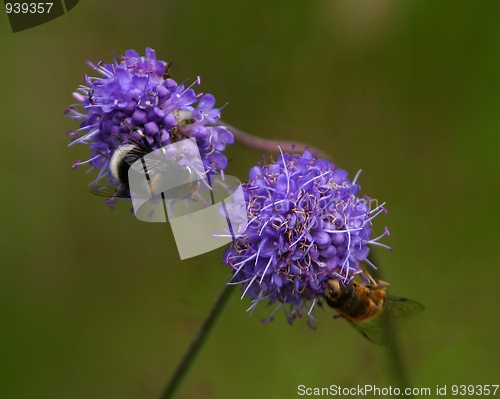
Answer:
1;1;499;398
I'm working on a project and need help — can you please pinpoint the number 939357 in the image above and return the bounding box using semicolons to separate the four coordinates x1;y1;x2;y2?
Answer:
451;384;499;396
5;3;53;14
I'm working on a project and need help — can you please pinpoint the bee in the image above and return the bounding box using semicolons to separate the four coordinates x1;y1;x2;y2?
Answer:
324;271;424;345
91;126;200;201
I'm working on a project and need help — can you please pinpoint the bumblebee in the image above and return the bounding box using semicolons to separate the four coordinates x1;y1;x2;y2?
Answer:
91;127;200;200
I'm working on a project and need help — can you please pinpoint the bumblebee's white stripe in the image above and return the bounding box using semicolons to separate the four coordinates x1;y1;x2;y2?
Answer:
109;144;136;181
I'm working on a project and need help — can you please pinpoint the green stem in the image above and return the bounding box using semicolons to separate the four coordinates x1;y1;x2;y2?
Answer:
368;253;413;398
158;281;237;399
383;314;412;395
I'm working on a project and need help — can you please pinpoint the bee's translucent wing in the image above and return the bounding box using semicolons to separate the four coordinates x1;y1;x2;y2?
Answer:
384;295;425;318
344;318;391;346
89;183;131;198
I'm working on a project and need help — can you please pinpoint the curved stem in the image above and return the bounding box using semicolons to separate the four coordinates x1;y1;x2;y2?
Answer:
382;314;412;396
368;253;413;398
218;120;334;162
158;281;237;399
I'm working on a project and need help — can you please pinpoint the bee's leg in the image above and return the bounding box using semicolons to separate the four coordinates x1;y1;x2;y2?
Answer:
122;119;135;133
122;119;144;138
360;269;378;286
374;280;390;289
98;151;111;160
363;269;390;290
121;119;148;145
365;271;377;285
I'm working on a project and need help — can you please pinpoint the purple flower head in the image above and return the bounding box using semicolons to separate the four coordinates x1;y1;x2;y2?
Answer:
65;48;233;201
223;150;390;326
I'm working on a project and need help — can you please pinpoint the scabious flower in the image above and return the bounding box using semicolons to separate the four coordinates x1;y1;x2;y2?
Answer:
223;150;390;326
65;47;233;203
